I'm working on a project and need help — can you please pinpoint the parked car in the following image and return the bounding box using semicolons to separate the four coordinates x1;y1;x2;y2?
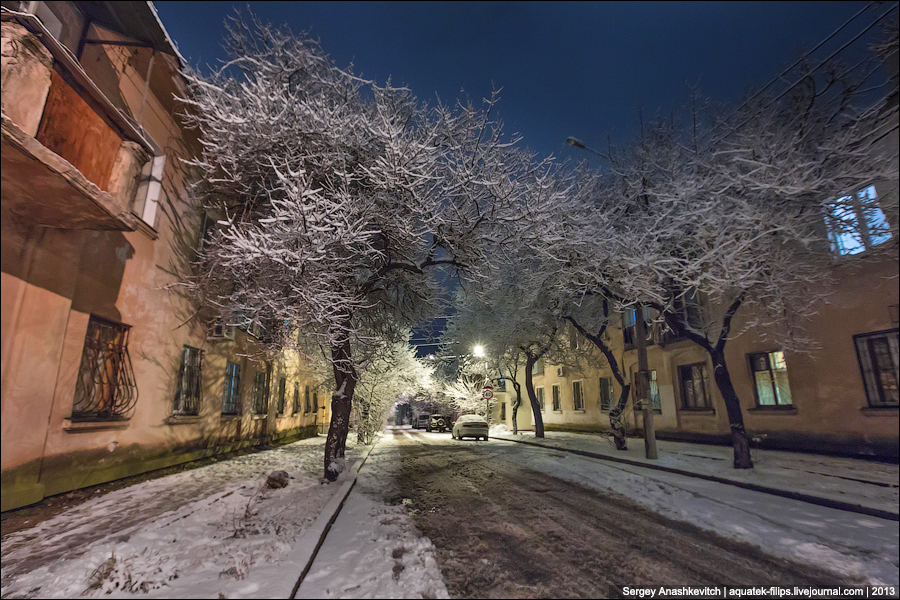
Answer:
452;414;489;440
427;414;450;433
414;414;430;430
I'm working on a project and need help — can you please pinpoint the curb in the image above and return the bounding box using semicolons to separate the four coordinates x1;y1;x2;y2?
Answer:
285;435;381;599
494;434;899;522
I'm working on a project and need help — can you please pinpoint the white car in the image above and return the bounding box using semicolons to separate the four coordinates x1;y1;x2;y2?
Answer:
452;414;489;440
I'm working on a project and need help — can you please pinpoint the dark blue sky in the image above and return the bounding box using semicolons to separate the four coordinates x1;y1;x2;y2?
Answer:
154;1;890;162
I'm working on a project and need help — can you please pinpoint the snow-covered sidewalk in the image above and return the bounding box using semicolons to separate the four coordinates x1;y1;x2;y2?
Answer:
489;427;899;518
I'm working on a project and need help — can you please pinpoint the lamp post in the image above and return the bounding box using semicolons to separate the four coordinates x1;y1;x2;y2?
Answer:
566;136;657;459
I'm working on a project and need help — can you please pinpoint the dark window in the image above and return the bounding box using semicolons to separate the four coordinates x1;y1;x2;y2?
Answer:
551;384;561;411
305;385;311;413
573;381;584;410
632;369;662;412
679;363;711;410
749;351;792;407
313;391;319;413
174;345;202;415
854;329;899;407
292;382;300;414
495;378;507;392
500;402;506;420
599;377;612;411
252;371;268;414
536;387;545;411
222;361;241;415
72;315;137;421
277;377;286;415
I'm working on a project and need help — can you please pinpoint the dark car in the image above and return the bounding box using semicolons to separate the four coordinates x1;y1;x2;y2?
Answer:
427;414;450;433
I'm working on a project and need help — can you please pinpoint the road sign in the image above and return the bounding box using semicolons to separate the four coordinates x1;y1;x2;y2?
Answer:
482;388;493;400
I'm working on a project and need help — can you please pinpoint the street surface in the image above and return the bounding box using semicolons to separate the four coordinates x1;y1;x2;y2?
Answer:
385;428;853;598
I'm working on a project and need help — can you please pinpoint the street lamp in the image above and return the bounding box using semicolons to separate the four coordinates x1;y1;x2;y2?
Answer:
566;136;658;460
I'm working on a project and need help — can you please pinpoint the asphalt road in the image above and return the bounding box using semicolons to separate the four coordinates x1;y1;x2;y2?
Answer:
388;428;853;599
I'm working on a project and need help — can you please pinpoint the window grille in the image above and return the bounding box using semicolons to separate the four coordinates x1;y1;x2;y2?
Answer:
277;377;286;415
253;371;268;414
536;387;545;411
551;384;561;411
679;363;711;409
174;345;202;415
599;377;612;411
293;382;300;414
749;351;793;406
305;386;311;413
72;315;138;421
222;361;241;415
854;329;899;407
573;381;584;410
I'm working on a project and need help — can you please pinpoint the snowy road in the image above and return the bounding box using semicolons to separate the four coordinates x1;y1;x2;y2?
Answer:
379;428;856;597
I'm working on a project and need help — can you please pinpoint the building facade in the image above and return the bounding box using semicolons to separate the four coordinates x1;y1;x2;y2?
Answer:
1;1;329;512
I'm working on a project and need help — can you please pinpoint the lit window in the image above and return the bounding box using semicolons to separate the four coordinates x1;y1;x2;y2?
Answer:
678;363;711;409
749;351;792;407
826;185;892;256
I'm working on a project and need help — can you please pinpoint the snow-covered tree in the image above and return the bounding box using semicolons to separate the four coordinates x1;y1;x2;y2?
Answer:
181;15;529;480
564;62;898;468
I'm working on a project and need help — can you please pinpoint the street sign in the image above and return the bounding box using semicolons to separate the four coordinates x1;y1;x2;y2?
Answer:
482;388;493;400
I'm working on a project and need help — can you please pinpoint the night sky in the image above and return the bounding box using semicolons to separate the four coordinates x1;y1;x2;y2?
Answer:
153;1;888;162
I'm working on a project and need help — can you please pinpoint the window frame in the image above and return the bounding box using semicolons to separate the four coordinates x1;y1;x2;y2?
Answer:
572;380;585;411
292;382;300;414
222;361;241;415
252;370;268;415
173;345;202;416
551;384;561;412
825;184;893;257
678;362;712;410
72;315;138;422
536;386;545;411
599;377;613;412
747;351;794;409
853;329;899;408
276;376;287;415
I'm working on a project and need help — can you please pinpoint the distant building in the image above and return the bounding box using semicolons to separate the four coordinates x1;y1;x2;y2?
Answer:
1;1;328;512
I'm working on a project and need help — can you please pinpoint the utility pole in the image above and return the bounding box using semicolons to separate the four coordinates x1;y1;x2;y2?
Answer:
633;306;657;459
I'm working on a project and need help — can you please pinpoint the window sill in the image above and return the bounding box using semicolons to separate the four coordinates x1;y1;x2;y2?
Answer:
131;213;159;240
63;419;129;432
860;407;898;416
680;408;716;415
165;415;201;425
220;413;241;420
747;406;797;415
251;414;267;420
573;409;586;413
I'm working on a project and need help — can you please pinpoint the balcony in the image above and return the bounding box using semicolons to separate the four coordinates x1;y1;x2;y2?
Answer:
1;16;151;231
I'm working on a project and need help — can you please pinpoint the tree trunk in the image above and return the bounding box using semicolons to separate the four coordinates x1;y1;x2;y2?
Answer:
325;337;358;481
709;347;753;469
524;354;545;438
609;384;630;450
510;379;522;435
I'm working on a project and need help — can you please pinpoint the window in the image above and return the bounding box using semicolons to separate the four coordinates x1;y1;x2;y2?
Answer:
222;361;241;415
826;185;893;256
631;369;662;412
252;371;268;414
277;377;287;415
532;360;544;375
495;378;507;392
678;363;711;409
573;381;584;410
500;402;506;421
536;387;545;411
749;351;793;407
293;382;300;414
305;386;311;413
599;377;612;411
854;329;899;407
313;391;319;413
72;315;137;421
174;345;202;416
551;384;561;411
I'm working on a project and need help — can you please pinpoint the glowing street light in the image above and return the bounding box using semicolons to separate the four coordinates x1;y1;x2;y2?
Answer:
472;345;485;357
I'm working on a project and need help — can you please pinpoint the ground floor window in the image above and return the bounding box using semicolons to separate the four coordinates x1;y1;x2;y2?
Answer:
678;363;711;409
500;402;506;420
72;315;138;421
536;387;545;411
552;384;561;411
252;370;268;414
222;361;241;415
749;351;792;407
174;345;202;416
573;380;584;410
277;377;286;415
854;329;899;407
293;382;300;414
599;377;612;411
